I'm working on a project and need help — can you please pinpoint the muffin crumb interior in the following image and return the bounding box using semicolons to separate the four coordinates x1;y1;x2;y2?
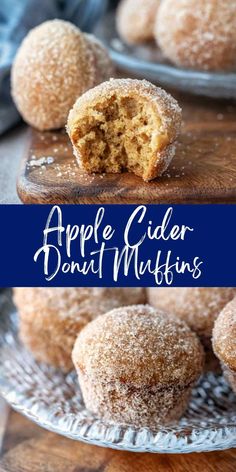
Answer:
72;94;164;179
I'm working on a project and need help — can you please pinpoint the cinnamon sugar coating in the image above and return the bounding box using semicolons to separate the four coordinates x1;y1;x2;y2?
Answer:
14;287;145;372
148;288;236;371
85;34;115;84
72;305;204;427
213;296;236;375
11;20;94;130
67;78;182;182
155;0;236;72
148;288;236;341
116;0;160;45
11;20;114;131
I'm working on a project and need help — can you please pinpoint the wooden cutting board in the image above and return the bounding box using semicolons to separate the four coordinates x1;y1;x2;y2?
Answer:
1;409;236;472
17;91;236;204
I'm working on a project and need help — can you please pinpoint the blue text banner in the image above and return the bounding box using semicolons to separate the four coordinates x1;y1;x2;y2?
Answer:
0;204;235;287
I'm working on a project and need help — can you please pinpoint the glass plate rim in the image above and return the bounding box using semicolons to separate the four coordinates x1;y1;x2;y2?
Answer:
1;381;236;454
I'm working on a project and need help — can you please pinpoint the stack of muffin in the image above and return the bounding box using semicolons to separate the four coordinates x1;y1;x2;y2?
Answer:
14;287;236;428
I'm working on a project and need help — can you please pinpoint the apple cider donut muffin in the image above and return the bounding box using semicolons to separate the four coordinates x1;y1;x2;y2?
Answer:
72;305;204;427
11;20;114;130
14;287;145;372
213;297;236;393
116;0;161;45
155;0;236;72
147;287;236;369
67;78;182;182
147;288;236;345
11;20;95;131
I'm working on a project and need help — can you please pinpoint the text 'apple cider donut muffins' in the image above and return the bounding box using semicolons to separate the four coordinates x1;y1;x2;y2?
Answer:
116;0;161;45
155;0;236;72
213;297;236;394
72;305;204;427
14;287;146;372
11;20;114;131
67;78;182;182
147;287;236;369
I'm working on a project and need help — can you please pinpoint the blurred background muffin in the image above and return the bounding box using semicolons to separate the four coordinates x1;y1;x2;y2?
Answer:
14;287;146;371
147;287;236;370
155;0;236;71
116;0;160;45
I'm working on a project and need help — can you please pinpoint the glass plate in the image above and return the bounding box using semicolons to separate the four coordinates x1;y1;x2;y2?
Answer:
0;291;236;454
94;11;236;100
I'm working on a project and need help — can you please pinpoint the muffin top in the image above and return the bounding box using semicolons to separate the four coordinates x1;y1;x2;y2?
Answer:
72;304;204;387
147;287;236;340
14;287;146;322
213;296;236;371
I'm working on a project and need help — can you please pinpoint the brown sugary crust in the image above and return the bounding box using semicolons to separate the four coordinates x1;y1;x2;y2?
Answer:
147;287;236;341
67;78;182;182
147;288;236;371
72;305;204;426
78;372;193;427
14;287;146;372
155;0;236;72
116;0;161;45
212;296;236;372
85;34;115;84
11;20;96;131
